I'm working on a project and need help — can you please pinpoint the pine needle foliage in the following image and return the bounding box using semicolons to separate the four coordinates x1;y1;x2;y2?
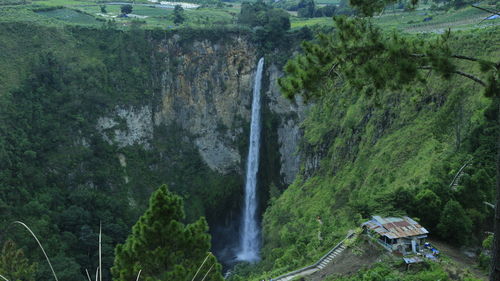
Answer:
279;17;499;101
0;240;37;281
111;185;223;281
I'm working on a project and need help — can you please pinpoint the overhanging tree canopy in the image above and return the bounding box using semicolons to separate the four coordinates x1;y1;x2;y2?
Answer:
279;17;498;101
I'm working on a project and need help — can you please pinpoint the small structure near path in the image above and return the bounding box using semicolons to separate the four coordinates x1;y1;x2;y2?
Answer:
362;216;429;256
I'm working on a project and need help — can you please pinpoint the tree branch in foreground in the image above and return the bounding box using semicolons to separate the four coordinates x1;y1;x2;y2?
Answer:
419;66;486;87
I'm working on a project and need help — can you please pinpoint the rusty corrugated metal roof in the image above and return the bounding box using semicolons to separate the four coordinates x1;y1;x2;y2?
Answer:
362;216;429;239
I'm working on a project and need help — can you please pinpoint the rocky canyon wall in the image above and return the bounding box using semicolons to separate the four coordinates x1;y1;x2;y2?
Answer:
96;34;304;186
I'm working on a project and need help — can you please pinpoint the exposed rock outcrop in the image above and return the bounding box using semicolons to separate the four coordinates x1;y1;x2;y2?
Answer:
97;106;153;148
95;36;305;184
154;36;255;175
266;64;308;184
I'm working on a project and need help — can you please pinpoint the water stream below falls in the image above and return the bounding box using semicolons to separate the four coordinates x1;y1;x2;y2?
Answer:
237;57;264;262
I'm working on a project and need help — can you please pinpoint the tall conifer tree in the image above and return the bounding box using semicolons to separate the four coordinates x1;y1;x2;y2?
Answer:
111;185;223;281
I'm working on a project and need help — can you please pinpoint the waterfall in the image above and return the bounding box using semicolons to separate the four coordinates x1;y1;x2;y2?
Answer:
237;57;264;262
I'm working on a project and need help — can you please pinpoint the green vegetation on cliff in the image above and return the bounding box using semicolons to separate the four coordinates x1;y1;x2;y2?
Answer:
0;22;253;280
230;22;499;281
0;240;37;281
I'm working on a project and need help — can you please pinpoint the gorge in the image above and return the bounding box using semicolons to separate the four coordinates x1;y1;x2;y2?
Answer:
0;4;498;280
0;23;305;279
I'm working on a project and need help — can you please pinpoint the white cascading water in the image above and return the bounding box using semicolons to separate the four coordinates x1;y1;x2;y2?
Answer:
237;57;264;262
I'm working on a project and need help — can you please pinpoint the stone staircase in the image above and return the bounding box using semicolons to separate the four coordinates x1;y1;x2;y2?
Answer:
316;244;346;270
269;231;355;281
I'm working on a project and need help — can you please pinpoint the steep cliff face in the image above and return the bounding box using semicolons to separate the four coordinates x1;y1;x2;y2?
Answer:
96;35;304;185
0;23;306;278
265;64;307;184
154;36;255;175
91;34;305;263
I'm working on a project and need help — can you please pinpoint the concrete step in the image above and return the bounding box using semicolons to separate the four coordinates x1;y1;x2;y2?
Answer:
269;234;356;281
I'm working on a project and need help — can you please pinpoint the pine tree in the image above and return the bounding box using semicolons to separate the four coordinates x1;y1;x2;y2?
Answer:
0;240;37;281
173;5;185;25
111;185;223;281
279;17;498;100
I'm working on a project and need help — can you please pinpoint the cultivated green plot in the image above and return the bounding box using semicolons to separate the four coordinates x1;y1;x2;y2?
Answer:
374;6;494;31
32;0;95;5
290;5;499;32
314;0;339;5
36;8;101;24
185;8;235;25
290;16;334;29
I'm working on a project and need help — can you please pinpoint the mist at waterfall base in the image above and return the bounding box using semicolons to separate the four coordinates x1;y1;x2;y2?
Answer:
210;58;265;267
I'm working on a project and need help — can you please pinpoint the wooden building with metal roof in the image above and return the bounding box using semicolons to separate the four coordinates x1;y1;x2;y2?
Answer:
362;216;429;255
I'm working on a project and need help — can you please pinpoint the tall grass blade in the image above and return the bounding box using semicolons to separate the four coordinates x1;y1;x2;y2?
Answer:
0;274;10;281
85;269;92;281
99;222;102;281
191;253;210;281
135;269;142;281
13;221;59;281
200;264;214;281
95;266;99;281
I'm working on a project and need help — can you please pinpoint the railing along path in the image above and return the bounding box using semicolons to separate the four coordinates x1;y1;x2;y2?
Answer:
269;231;356;281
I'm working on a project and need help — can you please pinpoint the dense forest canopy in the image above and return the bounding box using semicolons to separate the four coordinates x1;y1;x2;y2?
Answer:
0;0;498;280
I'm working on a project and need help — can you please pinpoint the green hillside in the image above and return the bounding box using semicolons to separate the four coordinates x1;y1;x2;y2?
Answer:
0;0;499;280
229;25;500;280
0;22;252;280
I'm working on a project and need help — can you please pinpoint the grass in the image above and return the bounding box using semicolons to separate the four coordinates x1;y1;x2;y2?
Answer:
290;16;334;29
0;0;238;29
314;0;339;5
2;0;498;32
289;5;499;32
374;6;496;32
36;8;101;24
13;221;59;281
33;0;95;5
6;221;216;281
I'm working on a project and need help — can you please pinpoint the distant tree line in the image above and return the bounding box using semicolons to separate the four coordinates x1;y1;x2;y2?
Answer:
238;1;291;49
288;0;337;18
173;5;186;25
284;0;356;18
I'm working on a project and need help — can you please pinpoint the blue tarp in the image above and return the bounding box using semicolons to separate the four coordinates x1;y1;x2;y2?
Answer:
403;256;423;264
425;253;438;260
